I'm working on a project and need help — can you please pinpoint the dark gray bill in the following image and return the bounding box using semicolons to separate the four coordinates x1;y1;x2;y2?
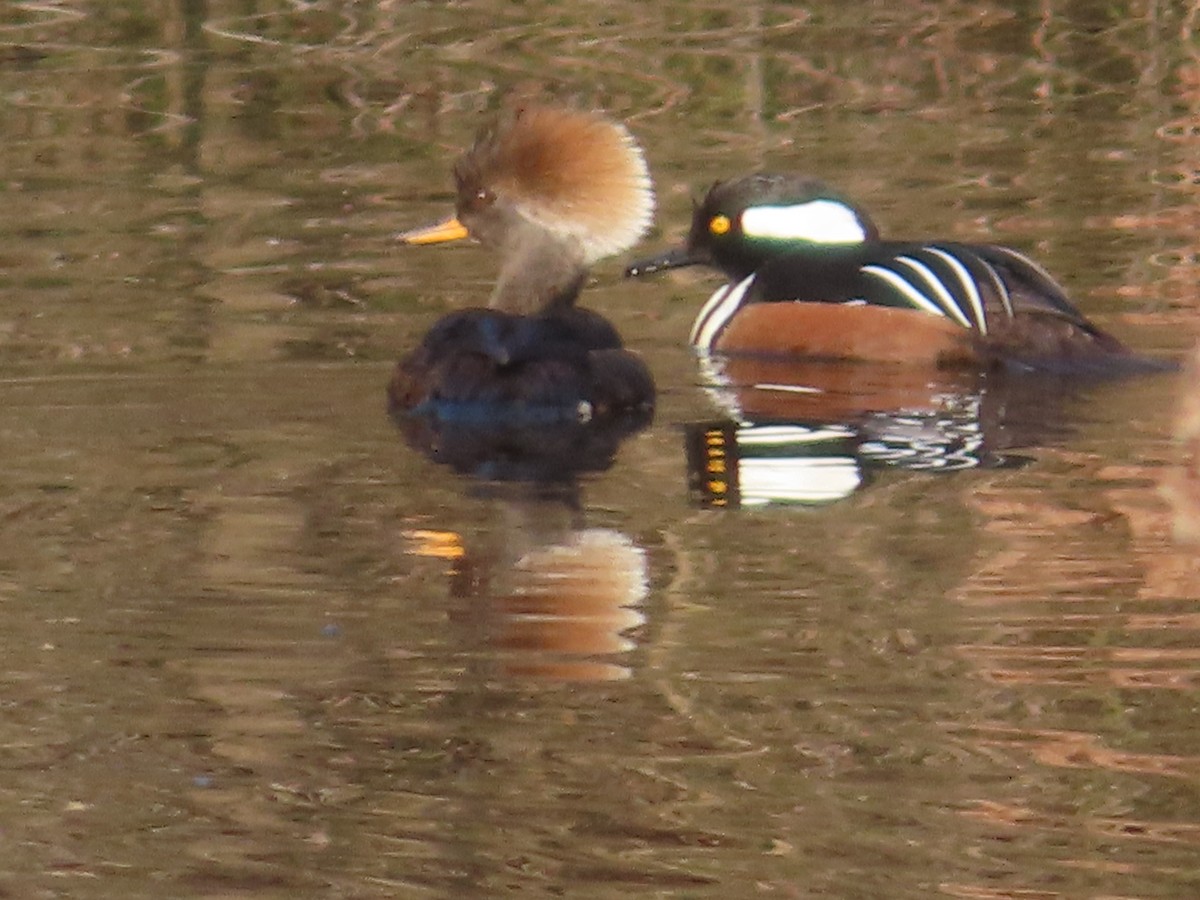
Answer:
624;246;702;277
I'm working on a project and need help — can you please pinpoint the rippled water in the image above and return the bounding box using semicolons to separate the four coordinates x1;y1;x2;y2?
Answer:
2;2;1200;898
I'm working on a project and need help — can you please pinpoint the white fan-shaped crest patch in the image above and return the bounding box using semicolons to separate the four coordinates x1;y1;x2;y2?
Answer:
740;200;867;244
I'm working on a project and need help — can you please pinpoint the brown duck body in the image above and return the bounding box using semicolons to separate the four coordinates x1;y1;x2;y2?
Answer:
703;239;1138;372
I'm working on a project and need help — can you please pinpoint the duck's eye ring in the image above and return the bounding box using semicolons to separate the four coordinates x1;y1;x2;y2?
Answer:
709;214;731;236
472;188;495;208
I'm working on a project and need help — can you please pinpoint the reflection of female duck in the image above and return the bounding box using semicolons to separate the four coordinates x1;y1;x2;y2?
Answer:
390;106;657;422
628;173;1161;373
1167;346;1200;543
483;527;647;680
408;504;648;683
394;404;652;483
398;365;652;680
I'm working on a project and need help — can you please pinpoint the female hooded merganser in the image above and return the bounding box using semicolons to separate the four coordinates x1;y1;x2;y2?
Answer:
389;106;657;422
626;172;1153;373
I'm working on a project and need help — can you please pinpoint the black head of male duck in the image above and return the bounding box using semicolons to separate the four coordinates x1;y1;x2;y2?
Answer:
626;173;880;283
626;172;1162;374
390;105;657;422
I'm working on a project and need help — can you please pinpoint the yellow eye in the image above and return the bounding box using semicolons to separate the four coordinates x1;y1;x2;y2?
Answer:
709;214;731;236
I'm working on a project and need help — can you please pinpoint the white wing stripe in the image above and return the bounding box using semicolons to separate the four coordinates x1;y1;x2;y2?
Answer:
983;264;1011;322
982;245;1059;317
924;247;988;335
893;254;979;330
689;284;732;345
976;255;1014;320
861;264;967;326
690;274;756;349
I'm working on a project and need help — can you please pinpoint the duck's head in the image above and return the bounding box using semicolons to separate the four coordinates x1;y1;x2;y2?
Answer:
625;172;880;283
400;106;655;313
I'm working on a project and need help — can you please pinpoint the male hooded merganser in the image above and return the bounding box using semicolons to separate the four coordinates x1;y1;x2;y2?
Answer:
389;106;657;421
626;172;1153;372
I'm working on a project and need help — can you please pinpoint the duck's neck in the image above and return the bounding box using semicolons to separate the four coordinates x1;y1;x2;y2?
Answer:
488;221;588;316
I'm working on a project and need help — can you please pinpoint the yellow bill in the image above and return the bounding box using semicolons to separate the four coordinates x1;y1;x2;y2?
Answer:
403;529;465;560
397;216;469;245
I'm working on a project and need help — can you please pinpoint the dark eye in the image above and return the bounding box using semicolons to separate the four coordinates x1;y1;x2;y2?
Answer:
457;184;496;217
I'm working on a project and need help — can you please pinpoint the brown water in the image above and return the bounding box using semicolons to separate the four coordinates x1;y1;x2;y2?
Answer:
3;2;1200;898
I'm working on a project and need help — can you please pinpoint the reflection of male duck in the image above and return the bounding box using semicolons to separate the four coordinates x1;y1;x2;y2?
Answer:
686;419;864;507
685;406;1025;508
681;356;1102;508
694;353;982;425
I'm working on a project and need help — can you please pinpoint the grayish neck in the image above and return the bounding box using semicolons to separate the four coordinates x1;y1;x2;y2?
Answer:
488;219;588;316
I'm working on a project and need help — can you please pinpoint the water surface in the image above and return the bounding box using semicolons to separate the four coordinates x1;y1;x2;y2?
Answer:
2;2;1199;898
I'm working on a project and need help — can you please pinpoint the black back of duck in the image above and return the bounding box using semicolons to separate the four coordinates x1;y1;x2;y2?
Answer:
389;306;655;423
